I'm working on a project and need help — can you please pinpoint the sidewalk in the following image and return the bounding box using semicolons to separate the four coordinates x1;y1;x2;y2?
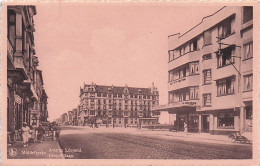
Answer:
94;126;252;146
7;140;64;159
140;129;252;146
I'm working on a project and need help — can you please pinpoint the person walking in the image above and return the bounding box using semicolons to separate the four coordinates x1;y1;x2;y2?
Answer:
54;125;61;139
37;124;45;142
22;122;31;147
184;122;188;135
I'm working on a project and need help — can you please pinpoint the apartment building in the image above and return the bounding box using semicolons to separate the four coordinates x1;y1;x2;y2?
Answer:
79;83;159;127
153;6;253;135
7;6;48;142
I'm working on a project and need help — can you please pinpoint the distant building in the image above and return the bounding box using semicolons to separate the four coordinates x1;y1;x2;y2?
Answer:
68;111;74;125
153;6;253;135
79;83;159;127
61;113;68;125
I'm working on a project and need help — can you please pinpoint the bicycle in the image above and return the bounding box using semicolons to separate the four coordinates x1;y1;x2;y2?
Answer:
228;132;250;144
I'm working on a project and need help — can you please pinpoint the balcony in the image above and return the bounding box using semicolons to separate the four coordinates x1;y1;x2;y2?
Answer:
168;51;200;70
168;74;200;91
7;38;14;60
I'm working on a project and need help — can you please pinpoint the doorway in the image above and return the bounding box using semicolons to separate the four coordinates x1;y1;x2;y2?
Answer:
202;115;209;133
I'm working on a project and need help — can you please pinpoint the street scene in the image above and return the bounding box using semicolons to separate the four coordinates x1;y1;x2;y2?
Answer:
5;3;254;162
8;125;252;159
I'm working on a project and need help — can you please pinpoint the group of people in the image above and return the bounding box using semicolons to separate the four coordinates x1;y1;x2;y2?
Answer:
21;122;61;147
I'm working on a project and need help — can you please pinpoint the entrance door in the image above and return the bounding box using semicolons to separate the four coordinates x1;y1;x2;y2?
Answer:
178;117;185;131
202;115;209;133
124;118;128;128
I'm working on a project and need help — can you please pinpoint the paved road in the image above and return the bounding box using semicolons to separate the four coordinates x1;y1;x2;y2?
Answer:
58;126;252;159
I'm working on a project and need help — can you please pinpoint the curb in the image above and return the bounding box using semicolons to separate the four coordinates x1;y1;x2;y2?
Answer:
56;139;65;159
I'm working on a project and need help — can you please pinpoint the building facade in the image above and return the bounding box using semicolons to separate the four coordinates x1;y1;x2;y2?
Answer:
79;83;159;127
153;6;253;135
7;6;48;142
61;113;68;125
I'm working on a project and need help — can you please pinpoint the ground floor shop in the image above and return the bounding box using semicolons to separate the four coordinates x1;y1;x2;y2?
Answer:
7;81;40;143
157;101;252;135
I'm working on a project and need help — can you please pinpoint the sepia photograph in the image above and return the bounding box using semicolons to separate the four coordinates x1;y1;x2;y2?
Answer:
2;2;258;165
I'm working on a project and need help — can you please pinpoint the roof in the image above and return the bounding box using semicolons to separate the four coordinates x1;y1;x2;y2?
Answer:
168;6;226;39
81;84;155;96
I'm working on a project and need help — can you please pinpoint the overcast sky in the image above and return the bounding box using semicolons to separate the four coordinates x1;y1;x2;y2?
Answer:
34;3;222;121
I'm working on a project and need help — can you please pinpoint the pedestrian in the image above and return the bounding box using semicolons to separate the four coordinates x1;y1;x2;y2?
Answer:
22;122;31;147
184;122;188;135
55;125;61;139
37;124;45;142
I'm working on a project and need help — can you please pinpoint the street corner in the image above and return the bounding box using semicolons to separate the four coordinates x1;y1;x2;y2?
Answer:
7;141;64;159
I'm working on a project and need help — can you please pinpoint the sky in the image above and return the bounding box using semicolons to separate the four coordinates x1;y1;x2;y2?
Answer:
33;3;222;121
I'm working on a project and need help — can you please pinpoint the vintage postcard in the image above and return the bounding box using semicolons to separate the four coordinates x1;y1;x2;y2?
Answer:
1;1;259;165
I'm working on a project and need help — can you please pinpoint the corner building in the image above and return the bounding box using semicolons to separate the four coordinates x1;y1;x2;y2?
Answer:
153;6;253;135
79;83;159;127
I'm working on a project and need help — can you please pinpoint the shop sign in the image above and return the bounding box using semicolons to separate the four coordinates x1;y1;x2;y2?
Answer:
30;109;39;114
172;78;186;84
14;94;22;104
172;101;197;107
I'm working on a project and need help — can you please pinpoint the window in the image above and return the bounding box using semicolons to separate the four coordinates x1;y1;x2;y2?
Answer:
243;42;253;60
245;106;252;119
217;46;235;68
203;93;211;107
218;17;234;39
102;93;107;97
202;53;212;61
97;93;101;97
8;9;16;49
103;99;106;104
193;40;198;51
244;74;253;91
217;113;234;127
168;50;174;62
203;30;212;46
90;111;95;115
243;6;253;24
217;77;235;96
203;69;212;84
189;62;199;75
118;94;122;98
191;86;199;99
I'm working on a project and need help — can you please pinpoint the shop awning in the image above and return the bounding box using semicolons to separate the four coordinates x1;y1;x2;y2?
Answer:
23;80;38;101
152;101;198;113
30;84;38;101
